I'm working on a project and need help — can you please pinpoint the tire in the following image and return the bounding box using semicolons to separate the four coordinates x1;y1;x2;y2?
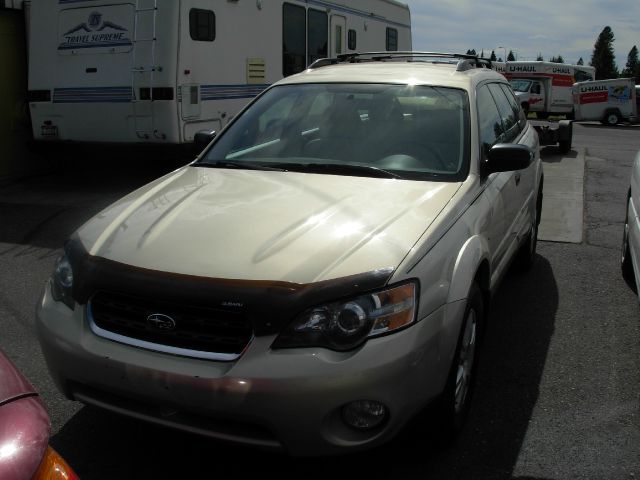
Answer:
517;186;542;271
437;282;484;440
622;193;637;292
558;121;573;154
602;111;620;126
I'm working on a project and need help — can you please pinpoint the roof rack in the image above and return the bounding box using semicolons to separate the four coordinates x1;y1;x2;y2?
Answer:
308;52;493;72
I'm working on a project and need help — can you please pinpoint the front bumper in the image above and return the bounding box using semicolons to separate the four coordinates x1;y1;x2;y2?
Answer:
36;283;464;456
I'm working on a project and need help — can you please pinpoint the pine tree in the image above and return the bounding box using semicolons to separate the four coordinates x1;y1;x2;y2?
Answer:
577;57;584;65
590;26;618;79
507;50;515;61
536;53;544;61
621;46;639;79
490;50;497;61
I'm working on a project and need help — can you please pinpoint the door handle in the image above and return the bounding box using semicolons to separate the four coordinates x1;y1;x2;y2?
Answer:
515;172;521;186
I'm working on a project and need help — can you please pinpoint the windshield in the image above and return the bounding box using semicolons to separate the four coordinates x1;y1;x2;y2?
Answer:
510;79;532;92
196;83;470;181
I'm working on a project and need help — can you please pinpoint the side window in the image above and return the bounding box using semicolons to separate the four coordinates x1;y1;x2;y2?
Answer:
386;28;398;51
488;83;520;142
348;29;357;50
477;84;505;159
283;3;306;76
499;83;527;129
308;9;328;66
189;9;215;42
531;83;541;95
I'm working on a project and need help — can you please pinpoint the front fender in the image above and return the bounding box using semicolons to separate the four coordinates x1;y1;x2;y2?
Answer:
447;235;490;303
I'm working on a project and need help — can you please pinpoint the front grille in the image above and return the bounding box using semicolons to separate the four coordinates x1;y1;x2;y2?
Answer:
89;291;253;357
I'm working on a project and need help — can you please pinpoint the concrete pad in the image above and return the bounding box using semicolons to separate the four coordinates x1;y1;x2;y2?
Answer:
538;148;585;243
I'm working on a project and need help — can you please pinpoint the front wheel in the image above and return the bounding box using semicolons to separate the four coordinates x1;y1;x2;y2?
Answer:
437;283;484;439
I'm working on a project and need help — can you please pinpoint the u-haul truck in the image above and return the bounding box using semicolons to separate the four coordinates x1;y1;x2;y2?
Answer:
494;61;595;118
572;78;637;125
27;0;411;144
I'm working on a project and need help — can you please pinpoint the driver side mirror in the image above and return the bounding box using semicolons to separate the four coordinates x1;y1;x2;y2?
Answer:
483;143;533;175
194;130;217;152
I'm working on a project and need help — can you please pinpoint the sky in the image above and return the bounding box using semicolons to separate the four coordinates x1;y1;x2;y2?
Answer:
403;0;640;69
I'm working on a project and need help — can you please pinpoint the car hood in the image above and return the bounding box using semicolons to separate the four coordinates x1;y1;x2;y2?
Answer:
0;350;37;405
77;166;461;284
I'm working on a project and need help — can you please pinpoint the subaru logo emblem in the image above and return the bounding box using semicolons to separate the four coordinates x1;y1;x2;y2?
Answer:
147;313;176;331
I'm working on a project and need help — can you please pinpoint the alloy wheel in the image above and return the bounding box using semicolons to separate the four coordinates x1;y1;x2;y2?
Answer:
454;308;477;414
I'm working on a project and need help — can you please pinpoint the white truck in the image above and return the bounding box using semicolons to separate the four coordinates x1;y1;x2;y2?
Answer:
494;61;595;118
572;78;637;125
27;0;411;144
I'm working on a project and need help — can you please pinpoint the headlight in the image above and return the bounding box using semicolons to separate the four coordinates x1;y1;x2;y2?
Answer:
50;253;74;310
272;282;417;351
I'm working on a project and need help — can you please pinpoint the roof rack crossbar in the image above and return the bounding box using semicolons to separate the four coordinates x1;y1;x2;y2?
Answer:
307;51;493;71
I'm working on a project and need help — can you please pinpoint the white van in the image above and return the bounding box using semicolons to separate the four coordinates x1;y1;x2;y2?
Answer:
27;0;411;144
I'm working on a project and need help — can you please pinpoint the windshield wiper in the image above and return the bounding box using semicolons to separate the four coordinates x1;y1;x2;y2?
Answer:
301;163;405;179
195;160;286;172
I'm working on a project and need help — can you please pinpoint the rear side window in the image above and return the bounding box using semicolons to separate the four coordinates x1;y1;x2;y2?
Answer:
386;28;398;51
499;83;527;129
487;83;520;142
189;9;215;41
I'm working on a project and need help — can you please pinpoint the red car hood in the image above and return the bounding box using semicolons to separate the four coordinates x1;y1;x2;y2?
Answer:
0;350;37;404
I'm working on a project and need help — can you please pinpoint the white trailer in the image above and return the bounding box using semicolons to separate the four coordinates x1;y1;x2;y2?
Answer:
572;78;637;125
27;0;411;144
493;61;595;118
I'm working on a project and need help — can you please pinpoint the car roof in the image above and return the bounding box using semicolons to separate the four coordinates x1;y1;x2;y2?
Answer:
276;53;506;91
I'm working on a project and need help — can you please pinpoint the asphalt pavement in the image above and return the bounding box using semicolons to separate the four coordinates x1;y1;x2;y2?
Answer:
0;124;638;479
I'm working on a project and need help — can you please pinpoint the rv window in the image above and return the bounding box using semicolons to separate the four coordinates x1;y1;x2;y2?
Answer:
308;9;328;66
189;9;215;42
386;28;398;51
283;3;306;76
348;29;357;51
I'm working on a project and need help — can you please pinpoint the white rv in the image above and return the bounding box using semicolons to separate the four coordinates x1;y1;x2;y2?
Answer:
572;78;637;125
494;61;595;118
27;0;411;144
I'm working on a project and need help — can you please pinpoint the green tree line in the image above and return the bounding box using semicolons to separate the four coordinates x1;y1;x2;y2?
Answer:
466;26;639;81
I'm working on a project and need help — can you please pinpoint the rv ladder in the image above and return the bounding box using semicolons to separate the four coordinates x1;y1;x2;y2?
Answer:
131;0;160;140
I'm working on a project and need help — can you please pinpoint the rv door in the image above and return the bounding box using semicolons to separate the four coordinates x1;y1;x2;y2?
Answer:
330;15;346;56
